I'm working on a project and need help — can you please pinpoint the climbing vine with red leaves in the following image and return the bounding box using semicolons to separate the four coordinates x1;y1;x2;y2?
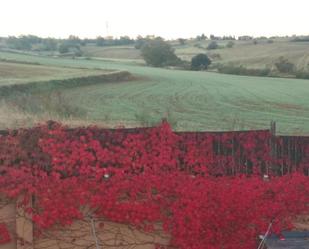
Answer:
0;121;308;249
0;223;11;244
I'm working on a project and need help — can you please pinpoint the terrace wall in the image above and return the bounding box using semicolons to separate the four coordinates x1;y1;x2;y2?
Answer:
0;199;169;249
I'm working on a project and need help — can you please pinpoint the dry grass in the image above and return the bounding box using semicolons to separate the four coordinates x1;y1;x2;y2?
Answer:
82;45;142;60
0;101;42;129
0;100;141;130
175;39;309;71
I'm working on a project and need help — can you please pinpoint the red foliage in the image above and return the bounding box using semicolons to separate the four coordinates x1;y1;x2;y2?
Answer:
0;121;309;249
0;223;11;244
273;136;309;175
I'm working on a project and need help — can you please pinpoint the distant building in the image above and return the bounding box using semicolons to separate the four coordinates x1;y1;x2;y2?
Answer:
238;35;253;41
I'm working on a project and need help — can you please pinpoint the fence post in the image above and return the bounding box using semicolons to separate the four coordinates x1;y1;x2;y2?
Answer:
269;121;276;175
16;196;33;249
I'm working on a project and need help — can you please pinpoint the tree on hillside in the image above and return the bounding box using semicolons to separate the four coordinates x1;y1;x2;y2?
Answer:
68;35;81;45
191;54;211;70
41;38;58;51
178;38;186;45
7;35;42;50
135;36;151;49
96;36;105;46
196;34;207;41
141;38;181;67
118;36;134;45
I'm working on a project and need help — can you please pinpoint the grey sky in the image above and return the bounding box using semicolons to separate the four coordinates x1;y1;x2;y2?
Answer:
1;0;308;39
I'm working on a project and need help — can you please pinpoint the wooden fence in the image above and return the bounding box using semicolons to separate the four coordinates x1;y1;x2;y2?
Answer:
0;121;308;176
0;121;309;249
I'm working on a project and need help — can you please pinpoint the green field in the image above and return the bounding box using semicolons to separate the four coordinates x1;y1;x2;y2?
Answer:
0;51;309;135
0;60;110;86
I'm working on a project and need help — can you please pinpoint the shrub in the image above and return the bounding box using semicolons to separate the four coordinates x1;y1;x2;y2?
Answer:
96;36;105;46
207;41;218;50
295;70;309;79
58;43;69;54
275;57;295;73
208;53;221;60
178;38;186;45
193;43;204;49
217;64;271;76
226;41;235;48
191;54;211;70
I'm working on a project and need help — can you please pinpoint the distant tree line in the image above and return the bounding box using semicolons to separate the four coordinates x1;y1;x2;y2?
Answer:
6;35;58;51
192;34;302;42
3;34;307;56
95;36;135;46
291;36;309;42
1;34;135;56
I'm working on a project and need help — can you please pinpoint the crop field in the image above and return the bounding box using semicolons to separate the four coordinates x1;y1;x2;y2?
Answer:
0;51;309;134
175;39;309;71
82;45;143;61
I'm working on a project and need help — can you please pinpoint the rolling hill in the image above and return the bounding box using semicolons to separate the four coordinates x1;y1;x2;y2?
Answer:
0;51;309;135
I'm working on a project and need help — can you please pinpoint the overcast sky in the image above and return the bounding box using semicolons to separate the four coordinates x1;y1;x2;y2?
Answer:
1;0;308;39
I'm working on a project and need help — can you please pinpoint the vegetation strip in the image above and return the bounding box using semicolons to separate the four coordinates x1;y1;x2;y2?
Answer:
0;71;132;98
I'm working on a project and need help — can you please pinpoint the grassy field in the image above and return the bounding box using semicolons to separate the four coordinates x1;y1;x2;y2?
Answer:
0;60;110;86
0;51;309;134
